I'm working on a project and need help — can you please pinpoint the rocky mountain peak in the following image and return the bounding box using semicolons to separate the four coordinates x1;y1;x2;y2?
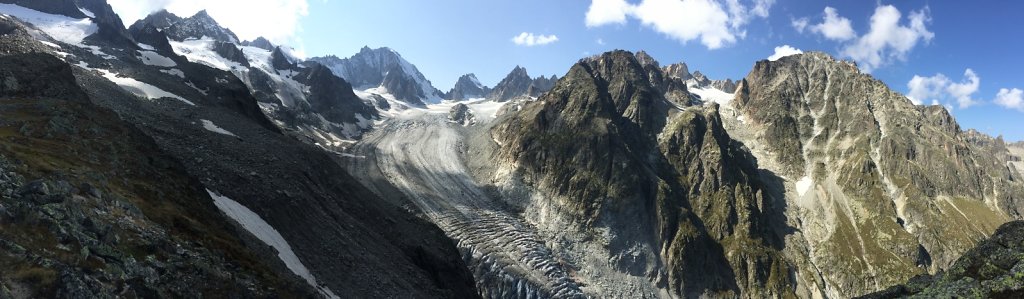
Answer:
139;8;239;43
634;50;659;68
308;46;444;106
128;9;181;31
663;62;691;80
446;73;490;101
242;36;275;51
489;65;557;101
489;49;788;297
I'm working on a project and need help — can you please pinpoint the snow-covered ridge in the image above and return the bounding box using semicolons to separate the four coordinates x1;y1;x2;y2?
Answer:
314;47;444;104
170;37;246;71
206;190;339;299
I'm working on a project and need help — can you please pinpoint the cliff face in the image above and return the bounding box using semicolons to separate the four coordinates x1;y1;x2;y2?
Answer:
488;51;791;298
731;52;1024;297
485;50;1024;298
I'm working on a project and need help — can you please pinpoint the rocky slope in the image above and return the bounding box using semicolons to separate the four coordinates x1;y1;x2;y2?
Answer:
1;3;478;298
859;221;1024;298
310;47;445;106
479;50;1024;298
488;65;557;102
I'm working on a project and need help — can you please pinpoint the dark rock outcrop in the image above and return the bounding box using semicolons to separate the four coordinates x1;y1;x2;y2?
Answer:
448;103;475;126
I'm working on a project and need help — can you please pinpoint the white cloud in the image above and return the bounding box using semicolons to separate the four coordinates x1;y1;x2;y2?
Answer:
906;69;980;109
767;45;802;61
585;0;775;49
841;5;934;72
810;7;855;41
947;69;980;108
995;88;1024;111
596;38;606;45
107;0;310;45
791;17;809;33
585;0;632;27
512;32;559;46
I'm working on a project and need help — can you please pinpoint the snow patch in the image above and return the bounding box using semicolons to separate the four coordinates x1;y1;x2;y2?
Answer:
795;176;814;197
137;50;177;67
90;67;195;106
690;86;735;106
200;119;237;137
170;37;245;71
78;8;95;18
205;190;339;299
39;40;61;49
160;68;185;78
0;4;97;45
185;81;208;95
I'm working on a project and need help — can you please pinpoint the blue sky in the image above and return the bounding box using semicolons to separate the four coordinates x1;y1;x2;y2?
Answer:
110;0;1024;141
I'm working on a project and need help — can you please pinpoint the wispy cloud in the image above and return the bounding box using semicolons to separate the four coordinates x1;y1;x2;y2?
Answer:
801;7;856;41
512;32;559;46
585;0;775;50
767;45;802;61
794;5;933;72
907;69;980;109
996;88;1024;111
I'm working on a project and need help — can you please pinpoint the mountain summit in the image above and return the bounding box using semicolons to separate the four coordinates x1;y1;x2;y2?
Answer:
445;73;490;101
488;65;557;102
310;47;445;106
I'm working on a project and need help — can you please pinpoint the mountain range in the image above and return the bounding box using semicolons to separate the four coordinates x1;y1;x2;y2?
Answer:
1;1;1023;298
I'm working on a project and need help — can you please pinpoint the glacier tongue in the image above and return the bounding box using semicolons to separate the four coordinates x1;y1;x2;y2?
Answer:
345;108;587;298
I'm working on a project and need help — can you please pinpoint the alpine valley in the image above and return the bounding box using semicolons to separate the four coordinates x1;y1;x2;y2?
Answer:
0;1;1022;298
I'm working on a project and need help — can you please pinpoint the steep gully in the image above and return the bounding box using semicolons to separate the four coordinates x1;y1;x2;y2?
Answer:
345;105;587;298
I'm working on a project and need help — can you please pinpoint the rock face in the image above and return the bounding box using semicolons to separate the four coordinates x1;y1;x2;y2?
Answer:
309;47;445;106
448;103;475;126
445;73;490;101
1;5;479;298
161;10;239;43
242;36;275;51
729;52;1024;297
487;50;791;297
488;66;557;102
484;50;1024;298
859;221;1024;298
